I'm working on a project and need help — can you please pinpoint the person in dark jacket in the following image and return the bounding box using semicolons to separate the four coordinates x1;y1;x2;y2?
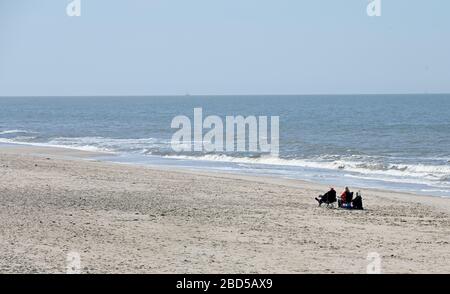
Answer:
315;188;337;206
352;191;364;210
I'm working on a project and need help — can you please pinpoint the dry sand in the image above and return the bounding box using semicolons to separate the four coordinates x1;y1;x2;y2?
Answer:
0;145;449;273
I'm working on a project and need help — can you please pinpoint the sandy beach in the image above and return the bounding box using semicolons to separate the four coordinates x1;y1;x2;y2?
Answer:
0;145;449;274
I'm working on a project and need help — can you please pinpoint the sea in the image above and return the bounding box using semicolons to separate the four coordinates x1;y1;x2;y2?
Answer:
1;95;449;197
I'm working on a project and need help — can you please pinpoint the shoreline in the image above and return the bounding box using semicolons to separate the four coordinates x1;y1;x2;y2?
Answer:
1;144;449;273
2;141;449;199
2;142;450;210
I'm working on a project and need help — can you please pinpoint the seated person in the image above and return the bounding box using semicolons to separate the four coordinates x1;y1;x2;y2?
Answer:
338;187;353;208
352;192;364;210
315;188;337;206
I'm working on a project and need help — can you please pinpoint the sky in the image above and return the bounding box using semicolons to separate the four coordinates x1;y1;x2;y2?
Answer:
0;0;449;96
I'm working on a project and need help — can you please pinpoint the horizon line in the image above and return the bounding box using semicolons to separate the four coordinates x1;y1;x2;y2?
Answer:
0;92;449;98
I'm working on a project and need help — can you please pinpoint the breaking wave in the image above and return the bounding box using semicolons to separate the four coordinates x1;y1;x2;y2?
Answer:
0;129;36;135
162;154;450;183
1;134;449;190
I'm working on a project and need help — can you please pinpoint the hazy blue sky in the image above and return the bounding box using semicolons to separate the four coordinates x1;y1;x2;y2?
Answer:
0;0;449;96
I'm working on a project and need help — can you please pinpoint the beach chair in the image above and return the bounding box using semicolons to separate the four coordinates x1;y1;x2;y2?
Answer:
316;193;337;208
338;192;354;209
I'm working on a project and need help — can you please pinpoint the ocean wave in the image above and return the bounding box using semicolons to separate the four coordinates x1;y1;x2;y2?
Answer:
0;129;36;135
0;135;171;153
0;138;110;153
161;154;450;183
47;137;170;153
2;134;449;185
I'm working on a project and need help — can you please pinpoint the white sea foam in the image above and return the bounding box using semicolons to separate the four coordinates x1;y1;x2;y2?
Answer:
0;138;110;153
2;135;449;189
47;137;169;152
162;154;450;183
0;129;35;135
